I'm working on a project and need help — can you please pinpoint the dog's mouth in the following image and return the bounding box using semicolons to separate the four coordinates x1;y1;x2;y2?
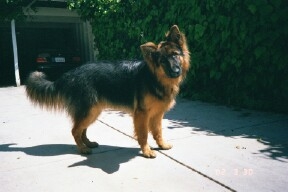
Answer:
168;66;182;78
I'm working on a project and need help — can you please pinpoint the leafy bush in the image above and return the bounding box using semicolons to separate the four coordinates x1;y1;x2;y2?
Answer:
69;0;288;113
0;0;27;22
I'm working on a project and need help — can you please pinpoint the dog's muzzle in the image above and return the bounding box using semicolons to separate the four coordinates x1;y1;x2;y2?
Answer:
168;65;182;78
166;56;182;78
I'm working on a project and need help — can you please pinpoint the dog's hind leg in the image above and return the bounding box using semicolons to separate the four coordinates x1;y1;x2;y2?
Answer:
72;106;102;154
150;112;172;150
72;121;92;154
82;129;99;148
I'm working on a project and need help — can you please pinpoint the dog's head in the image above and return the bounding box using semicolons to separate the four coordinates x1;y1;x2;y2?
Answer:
141;25;190;81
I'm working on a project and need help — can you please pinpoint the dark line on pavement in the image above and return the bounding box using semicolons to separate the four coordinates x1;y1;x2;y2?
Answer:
157;150;236;192
98;120;237;192
98;120;136;140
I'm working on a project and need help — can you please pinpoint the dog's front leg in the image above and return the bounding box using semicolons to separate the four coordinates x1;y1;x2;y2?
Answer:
133;110;156;158
150;112;173;150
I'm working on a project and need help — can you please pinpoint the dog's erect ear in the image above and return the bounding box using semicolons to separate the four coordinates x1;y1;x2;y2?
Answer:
140;42;158;62
166;25;183;46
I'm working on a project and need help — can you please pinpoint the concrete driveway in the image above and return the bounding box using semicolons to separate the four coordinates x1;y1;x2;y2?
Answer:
0;86;287;192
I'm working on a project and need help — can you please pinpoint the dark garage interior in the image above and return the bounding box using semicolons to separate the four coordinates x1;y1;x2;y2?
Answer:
0;22;86;86
0;0;96;86
0;26;14;86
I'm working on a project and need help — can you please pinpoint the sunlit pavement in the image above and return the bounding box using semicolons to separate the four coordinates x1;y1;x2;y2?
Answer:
1;86;287;192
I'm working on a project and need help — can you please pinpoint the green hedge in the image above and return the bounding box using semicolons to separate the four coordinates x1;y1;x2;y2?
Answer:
70;0;288;113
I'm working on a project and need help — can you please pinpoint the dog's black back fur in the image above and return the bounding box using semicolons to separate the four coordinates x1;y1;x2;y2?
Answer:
26;60;165;120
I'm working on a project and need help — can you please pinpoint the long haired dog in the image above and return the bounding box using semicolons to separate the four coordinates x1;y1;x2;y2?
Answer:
26;25;190;158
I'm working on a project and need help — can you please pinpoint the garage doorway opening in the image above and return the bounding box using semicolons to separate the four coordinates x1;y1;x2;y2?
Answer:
0;10;95;86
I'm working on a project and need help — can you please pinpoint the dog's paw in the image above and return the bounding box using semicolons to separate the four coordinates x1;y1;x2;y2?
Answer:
159;142;173;150
79;146;92;155
142;148;157;158
85;141;99;148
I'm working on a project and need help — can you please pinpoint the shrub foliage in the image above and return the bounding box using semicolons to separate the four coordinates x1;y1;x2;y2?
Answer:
69;0;288;112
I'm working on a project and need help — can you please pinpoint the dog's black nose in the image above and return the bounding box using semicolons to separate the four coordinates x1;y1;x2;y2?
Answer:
172;66;180;73
169;66;182;78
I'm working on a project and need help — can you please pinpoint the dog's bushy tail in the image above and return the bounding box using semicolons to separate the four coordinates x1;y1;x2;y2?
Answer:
25;72;62;110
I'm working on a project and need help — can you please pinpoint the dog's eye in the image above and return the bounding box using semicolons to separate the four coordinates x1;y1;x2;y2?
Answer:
171;54;179;60
171;49;184;56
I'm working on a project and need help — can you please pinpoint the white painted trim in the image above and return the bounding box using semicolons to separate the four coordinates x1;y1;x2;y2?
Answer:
11;20;21;87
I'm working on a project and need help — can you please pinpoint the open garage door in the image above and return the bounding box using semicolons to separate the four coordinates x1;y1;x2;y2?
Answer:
16;22;83;82
0;7;95;86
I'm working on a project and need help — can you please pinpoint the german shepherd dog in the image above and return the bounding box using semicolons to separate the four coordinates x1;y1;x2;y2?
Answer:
25;25;190;158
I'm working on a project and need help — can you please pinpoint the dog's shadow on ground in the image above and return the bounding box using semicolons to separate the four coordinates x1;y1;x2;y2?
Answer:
0;143;140;174
68;146;140;174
